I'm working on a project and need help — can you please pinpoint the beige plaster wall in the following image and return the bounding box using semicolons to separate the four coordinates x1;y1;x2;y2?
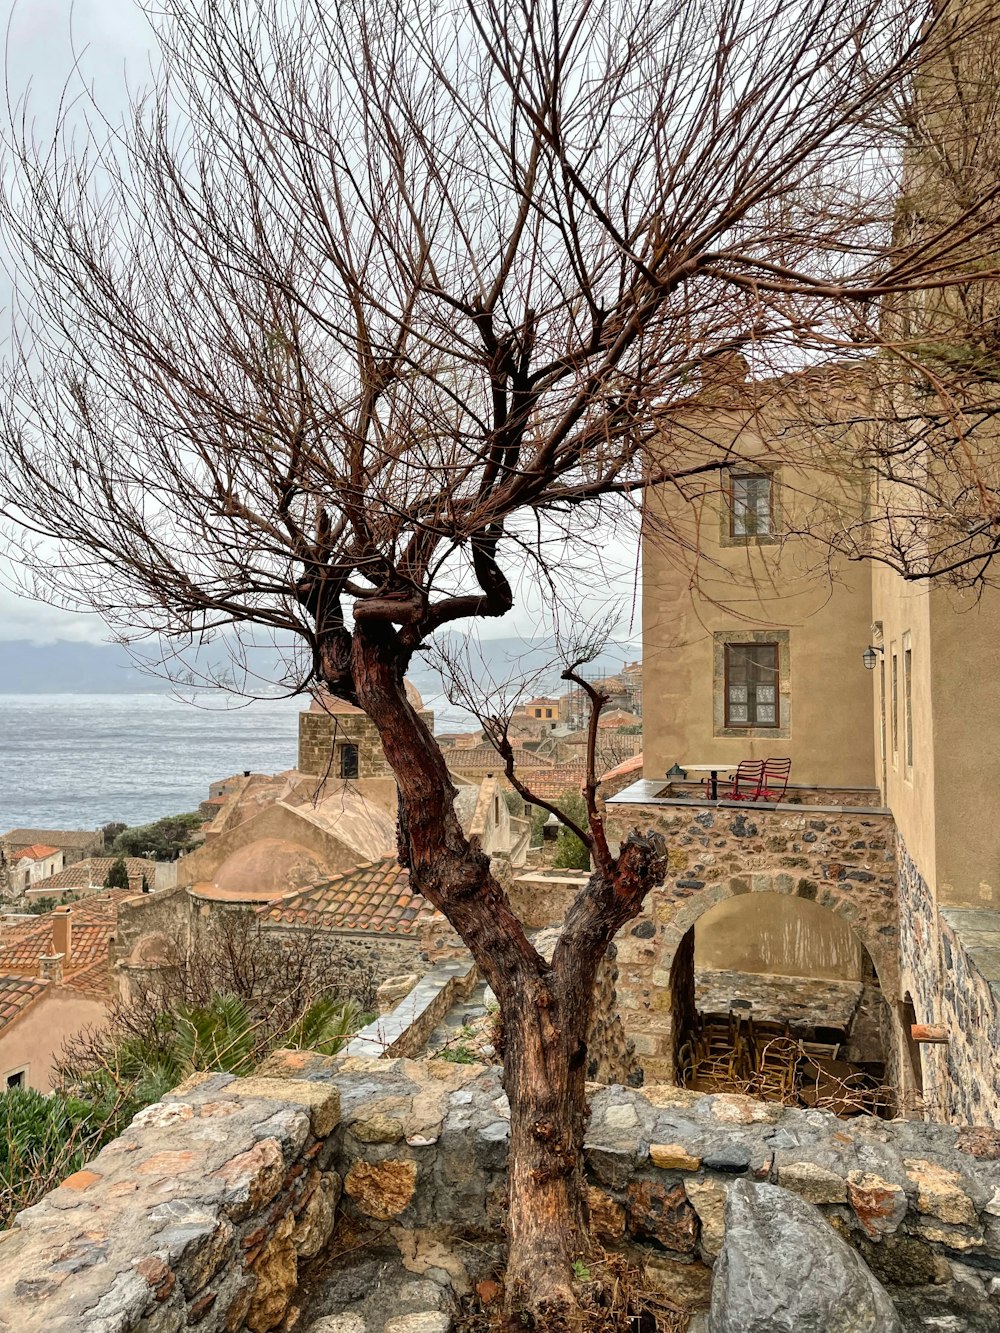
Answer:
643;398;877;789
0;989;108;1092
930;585;1000;906
694;891;863;980
871;564;937;900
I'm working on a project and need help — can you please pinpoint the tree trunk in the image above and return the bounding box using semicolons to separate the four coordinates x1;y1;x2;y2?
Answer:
345;622;665;1329
502;978;594;1329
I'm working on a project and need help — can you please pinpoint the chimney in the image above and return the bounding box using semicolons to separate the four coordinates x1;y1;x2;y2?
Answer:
38;953;64;984
52;906;72;965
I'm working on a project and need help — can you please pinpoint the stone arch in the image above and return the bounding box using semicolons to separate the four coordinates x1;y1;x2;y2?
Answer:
657;871;898;1001
619;867;903;1089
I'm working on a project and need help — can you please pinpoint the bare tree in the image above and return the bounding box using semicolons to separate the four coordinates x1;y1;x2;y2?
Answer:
3;1;1000;1324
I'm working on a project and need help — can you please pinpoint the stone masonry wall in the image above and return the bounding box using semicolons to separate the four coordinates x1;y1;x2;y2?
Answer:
898;836;1000;1128
603;800;900;1080
5;1056;1000;1329
298;712;393;780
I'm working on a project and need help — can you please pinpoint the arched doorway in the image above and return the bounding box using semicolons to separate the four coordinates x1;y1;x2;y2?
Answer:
668;891;896;1115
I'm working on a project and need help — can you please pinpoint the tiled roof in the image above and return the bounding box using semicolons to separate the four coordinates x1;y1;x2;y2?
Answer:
260;859;440;936
0;974;47;1024
30;857;156;894
447;745;550;775
12;844;61;860
0;894;123;979
599;753;645;783
3;829;99;850
62;955;112;995
518;763;589;801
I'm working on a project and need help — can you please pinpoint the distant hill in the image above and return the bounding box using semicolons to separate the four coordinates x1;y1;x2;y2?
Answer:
0;640;169;693
0;634;639;700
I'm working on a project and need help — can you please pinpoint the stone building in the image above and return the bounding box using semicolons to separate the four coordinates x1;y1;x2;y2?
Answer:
297;681;432;779
0;894;124;1090
611;17;1000;1123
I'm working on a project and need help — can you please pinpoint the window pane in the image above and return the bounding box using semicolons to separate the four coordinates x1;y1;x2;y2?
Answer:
725;642;779;727
731;474;773;537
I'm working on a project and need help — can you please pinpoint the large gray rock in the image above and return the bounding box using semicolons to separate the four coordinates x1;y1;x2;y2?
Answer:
709;1180;902;1333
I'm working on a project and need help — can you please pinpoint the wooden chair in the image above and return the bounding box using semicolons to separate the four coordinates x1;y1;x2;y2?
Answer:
713;759;764;800
759;757;791;802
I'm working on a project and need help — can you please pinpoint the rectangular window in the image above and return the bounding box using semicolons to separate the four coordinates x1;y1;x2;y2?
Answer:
891;651;899;761
879;659;887;767
5;1070;25;1089
730;473;774;537
724;643;779;727
339;742;360;779
904;646;913;769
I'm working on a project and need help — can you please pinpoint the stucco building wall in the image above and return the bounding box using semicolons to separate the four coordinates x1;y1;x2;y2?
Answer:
0;988;108;1092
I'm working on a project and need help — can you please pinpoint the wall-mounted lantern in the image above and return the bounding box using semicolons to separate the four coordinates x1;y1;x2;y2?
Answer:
862;645;884;671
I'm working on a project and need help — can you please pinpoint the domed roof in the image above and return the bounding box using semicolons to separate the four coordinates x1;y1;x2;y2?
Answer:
308;679;424;714
196;838;329;902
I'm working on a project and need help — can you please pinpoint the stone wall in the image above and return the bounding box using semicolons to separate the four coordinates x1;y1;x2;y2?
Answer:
603;800;901;1081
5;1057;1000;1330
898;836;1000;1128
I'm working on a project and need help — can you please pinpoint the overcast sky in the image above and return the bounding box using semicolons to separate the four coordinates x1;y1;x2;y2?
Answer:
0;1;642;650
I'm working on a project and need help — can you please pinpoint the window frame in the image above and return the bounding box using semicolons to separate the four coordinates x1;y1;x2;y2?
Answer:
4;1067;27;1090
713;630;791;739
722;468;780;546
729;471;775;539
891;646;899;766
903;634;913;774
723;641;780;729
339;742;360;780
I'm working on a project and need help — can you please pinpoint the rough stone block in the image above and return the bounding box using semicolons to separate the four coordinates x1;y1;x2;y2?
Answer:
229;1077;341;1137
649;1144;701;1171
246;1212;297;1333
587;1186;625;1240
383;1317;452;1333
344;1159;419;1220
847;1171;907;1239
684;1178;727;1258
351;1113;405;1145
627;1178;699;1253
904;1159;977;1226
776;1161;848;1204
641;1253;712;1311
213;1139;286;1220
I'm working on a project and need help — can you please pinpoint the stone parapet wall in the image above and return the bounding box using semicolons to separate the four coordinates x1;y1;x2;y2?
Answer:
898;836;1000;1128
603;801;899;1080
5;1059;1000;1329
344;958;479;1060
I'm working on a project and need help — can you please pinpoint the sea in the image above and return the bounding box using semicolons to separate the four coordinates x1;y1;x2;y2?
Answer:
0;690;467;832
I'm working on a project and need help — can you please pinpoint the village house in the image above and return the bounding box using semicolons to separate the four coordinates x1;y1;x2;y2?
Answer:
0;894;125;1091
23;855;159;902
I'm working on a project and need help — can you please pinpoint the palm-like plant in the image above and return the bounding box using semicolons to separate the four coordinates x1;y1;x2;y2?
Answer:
283;996;365;1055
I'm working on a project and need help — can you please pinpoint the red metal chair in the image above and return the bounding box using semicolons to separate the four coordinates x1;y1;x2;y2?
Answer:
710;759;764;800
759;757;791;802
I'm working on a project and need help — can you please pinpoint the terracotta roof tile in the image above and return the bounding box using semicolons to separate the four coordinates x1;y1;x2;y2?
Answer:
29;857;156;894
13;844;62;860
0;895;123;981
0;975;47;1025
519;763;589;801
3;829;99;850
259;859;440;936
